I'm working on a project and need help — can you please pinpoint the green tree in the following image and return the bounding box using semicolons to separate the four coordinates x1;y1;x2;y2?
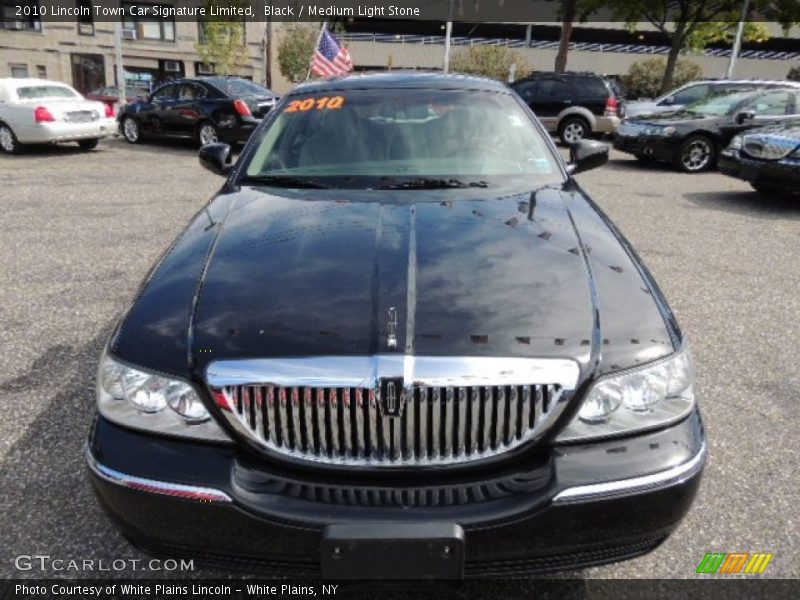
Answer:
450;45;532;81
583;0;797;95
277;23;318;83
789;65;800;81
194;1;248;76
622;57;703;98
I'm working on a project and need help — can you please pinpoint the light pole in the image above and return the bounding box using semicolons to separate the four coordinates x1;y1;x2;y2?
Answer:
724;0;750;79
114;21;126;106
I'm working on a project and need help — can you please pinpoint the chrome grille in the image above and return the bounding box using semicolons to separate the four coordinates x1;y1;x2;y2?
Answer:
207;356;579;467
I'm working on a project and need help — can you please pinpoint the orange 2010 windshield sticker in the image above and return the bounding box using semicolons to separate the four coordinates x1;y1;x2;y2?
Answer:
284;96;346;113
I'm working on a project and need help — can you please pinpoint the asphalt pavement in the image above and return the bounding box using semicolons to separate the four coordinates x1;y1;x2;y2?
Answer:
0;138;798;587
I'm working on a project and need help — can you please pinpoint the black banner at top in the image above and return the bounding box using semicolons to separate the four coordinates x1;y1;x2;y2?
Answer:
12;0;794;23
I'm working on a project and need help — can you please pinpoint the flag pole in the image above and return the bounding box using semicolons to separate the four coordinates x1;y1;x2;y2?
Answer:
306;21;328;81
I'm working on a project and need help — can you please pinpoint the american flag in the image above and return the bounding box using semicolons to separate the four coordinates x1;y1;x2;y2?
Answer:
310;29;353;78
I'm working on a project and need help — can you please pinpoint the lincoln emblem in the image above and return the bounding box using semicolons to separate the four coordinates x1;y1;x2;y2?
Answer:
379;377;404;417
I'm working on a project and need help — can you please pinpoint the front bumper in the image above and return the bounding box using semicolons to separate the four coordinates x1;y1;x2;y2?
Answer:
87;411;706;576
613;133;678;161
19;118;116;144
719;150;800;193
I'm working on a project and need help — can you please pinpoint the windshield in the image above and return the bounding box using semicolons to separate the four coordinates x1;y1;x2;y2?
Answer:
685;91;754;116
209;78;273;97
16;86;79;100
243;88;562;189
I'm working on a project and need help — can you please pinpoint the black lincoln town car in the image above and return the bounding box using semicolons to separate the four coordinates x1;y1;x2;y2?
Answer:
614;87;800;172
88;73;705;578
118;77;278;147
719;123;800;195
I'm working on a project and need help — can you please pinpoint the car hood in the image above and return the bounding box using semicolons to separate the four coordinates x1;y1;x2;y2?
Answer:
112;184;677;383
627;110;725;127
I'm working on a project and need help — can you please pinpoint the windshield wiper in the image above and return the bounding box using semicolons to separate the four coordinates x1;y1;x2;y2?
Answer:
379;177;490;190
242;175;330;189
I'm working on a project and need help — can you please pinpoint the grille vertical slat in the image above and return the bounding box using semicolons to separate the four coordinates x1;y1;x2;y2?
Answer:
534;386;545;426
469;387;480;455
482;386;493;451
430;388;441;459
223;382;564;466
456;387;467;457
508;386;519;443
404;392;415;460
367;389;378;458
342;388;353;457
316;388;327;456
354;389;365;458
418;388;428;460
443;387;454;458
329;388;340;456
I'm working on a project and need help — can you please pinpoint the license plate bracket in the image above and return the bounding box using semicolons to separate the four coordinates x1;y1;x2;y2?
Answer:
321;523;465;579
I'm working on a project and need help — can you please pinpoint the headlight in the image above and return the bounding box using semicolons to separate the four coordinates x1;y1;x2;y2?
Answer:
556;348;695;443
729;135;743;151
97;351;230;442
790;146;800;159
643;126;675;136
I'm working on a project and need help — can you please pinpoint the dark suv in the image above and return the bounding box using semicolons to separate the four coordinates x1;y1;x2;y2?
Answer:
511;72;622;145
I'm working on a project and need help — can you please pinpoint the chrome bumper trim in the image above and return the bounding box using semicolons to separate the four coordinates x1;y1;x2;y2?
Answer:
86;449;232;503
552;442;707;505
206;355;581;391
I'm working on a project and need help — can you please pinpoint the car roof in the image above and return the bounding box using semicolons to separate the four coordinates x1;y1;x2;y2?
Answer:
290;71;509;95
691;79;800;88
0;78;74;89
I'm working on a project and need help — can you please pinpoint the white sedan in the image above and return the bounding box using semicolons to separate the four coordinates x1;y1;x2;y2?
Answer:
0;78;117;154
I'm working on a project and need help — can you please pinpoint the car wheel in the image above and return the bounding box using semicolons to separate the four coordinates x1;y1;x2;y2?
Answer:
78;139;99;151
0;123;21;155
197;122;219;147
675;135;716;173
558;117;590;146
122;117;142;144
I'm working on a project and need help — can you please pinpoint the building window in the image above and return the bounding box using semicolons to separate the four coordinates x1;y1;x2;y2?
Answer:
122;3;175;42
1;0;42;31
36;64;46;78
70;53;105;95
9;63;29;78
195;61;215;76
76;0;94;35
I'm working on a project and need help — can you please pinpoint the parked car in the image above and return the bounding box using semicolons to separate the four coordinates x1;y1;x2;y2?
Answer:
624;79;800;119
117;76;278;146
85;85;149;109
614;87;800;172
719;123;800;194
510;71;622;145
0;78;116;154
88;72;705;578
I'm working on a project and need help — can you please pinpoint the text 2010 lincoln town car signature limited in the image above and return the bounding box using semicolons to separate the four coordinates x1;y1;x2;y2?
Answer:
87;73;706;578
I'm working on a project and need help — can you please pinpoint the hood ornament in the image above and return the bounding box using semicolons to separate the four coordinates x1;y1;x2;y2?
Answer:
386;307;398;349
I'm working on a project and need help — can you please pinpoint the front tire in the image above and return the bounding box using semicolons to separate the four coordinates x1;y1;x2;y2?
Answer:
122;116;142;144
558;116;590;146
197;121;219;147
0;123;22;155
78;139;99;151
675;135;716;173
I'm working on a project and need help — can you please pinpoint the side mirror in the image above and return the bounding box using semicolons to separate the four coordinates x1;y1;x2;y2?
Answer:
735;110;755;125
566;139;609;175
199;143;233;177
662;95;675;105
